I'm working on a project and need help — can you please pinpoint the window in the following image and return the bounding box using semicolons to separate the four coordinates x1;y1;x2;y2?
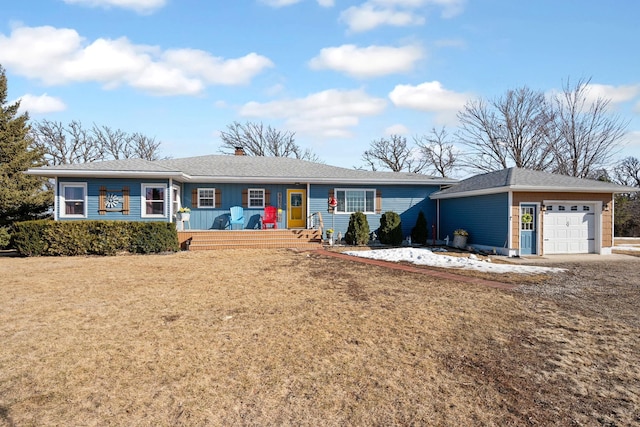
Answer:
142;184;166;217
571;205;578;211
60;183;87;218
198;188;216;208
583;205;590;211
248;188;265;208
520;206;535;231
547;205;553;211
335;189;376;213
558;206;566;211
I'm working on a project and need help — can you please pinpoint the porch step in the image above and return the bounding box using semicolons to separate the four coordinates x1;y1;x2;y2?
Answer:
177;229;323;250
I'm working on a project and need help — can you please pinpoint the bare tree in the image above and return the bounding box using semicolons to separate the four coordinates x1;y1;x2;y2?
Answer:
552;77;628;178
456;87;557;173
614;156;640;187
219;121;320;161
414;127;458;177
361;135;426;173
92;125;132;160
31;120;102;165
30;120;165;165
130;132;163;161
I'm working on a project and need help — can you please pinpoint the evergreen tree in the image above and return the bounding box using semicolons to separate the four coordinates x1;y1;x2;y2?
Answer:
0;65;52;227
411;211;428;245
378;211;403;246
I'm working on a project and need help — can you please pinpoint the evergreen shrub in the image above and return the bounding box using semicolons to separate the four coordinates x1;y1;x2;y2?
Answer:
345;212;370;246
12;220;178;256
378;211;403;246
411;211;428;245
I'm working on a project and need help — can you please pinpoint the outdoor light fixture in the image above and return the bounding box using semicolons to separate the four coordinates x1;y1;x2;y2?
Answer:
603;202;610;211
541;204;546;211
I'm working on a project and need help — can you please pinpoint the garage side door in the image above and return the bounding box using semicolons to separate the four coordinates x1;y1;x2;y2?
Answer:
543;204;595;254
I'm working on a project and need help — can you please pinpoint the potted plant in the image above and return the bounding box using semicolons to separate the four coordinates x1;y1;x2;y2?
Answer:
177;207;191;222
452;228;468;249
326;228;334;240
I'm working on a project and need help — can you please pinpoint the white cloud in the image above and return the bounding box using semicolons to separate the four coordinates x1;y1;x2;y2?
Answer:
309;44;424;78
63;0;167;14
0;25;273;96
626;130;640;148
372;0;465;18
583;83;640;105
259;0;301;6
239;89;387;138
385;124;410;135
260;0;334;7
16;93;67;114
340;0;464;32
389;80;471;124
163;49;274;86
340;3;424;32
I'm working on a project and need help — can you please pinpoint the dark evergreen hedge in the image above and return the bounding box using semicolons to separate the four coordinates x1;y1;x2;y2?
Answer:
411;211;428;245
12;220;179;256
378;211;403;246
345;211;370;246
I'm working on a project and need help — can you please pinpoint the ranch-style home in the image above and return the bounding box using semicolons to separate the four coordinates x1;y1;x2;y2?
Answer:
27;152;636;255
26;149;456;250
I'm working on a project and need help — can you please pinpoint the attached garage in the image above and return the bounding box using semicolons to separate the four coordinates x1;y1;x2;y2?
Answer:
431;168;638;257
543;203;596;254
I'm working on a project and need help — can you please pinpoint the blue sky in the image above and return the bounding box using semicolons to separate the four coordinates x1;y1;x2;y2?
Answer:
2;0;639;171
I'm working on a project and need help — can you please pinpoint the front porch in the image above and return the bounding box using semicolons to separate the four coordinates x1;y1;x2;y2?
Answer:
177;229;323;250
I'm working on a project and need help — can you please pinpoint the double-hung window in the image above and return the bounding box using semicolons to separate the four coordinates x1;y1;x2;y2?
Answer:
60;182;87;218
248;188;265;208
335;189;376;213
198;188;216;208
142;184;166;217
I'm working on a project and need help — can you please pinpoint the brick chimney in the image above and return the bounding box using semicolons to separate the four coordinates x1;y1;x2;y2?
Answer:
234;146;245;156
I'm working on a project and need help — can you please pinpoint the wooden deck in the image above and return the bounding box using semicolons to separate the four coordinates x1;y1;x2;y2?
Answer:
177;229;323;250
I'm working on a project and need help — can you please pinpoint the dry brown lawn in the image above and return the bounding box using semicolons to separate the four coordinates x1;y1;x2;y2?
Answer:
1;249;639;426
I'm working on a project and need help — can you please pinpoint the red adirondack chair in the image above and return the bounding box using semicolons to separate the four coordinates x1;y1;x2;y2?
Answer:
261;206;278;229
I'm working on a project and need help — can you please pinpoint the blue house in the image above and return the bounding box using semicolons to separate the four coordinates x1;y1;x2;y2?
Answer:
27;154;636;255
27;150;456;248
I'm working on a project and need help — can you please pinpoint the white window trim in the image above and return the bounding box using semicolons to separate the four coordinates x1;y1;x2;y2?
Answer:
334;188;377;214
141;183;167;218
248;188;265;208
197;188;216;208
60;182;88;218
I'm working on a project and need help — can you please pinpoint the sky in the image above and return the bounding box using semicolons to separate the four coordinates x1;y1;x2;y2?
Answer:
2;0;640;172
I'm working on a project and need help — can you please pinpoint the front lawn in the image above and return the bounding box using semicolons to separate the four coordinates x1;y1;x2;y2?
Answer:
1;250;638;425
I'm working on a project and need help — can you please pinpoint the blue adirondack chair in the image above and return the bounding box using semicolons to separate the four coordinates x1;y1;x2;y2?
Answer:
229;206;244;230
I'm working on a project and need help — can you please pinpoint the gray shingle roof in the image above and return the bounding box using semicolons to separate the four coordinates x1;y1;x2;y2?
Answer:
31;158;177;172
27;154;457;185
431;167;638;198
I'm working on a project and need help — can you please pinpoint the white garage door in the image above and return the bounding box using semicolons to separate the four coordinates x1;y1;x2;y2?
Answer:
543;204;595;254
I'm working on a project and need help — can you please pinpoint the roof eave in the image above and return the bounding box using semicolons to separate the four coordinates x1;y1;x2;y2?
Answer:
26;169;187;180
431;184;637;200
185;175;456;185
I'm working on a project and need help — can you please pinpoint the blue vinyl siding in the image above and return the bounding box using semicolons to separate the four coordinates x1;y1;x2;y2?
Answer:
58;178;171;222
57;178;442;238
310;184;440;239
182;183;304;230
439;193;509;248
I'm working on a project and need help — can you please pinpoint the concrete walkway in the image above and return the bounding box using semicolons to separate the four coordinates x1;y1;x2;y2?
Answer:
315;249;517;290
